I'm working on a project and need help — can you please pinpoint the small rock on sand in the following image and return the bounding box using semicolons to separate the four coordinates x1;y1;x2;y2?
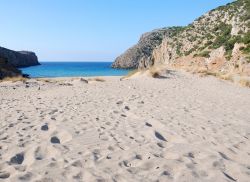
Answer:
50;136;60;144
41;124;49;131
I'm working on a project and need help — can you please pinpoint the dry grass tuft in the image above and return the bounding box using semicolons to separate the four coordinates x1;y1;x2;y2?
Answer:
203;71;218;77
239;79;250;87
148;66;169;78
1;76;27;83
218;74;234;81
151;71;161;78
36;78;56;83
196;69;223;78
196;68;208;74
197;70;235;82
121;69;139;80
79;78;89;83
148;67;161;78
121;66;170;80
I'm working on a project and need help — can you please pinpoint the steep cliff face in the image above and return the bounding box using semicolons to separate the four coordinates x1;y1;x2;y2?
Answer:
112;29;169;68
0;47;39;67
113;0;250;76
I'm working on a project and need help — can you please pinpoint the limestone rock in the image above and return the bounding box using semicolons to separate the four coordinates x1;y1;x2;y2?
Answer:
112;29;168;69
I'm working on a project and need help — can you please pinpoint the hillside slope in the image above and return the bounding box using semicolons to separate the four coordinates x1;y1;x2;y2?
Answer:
112;0;250;76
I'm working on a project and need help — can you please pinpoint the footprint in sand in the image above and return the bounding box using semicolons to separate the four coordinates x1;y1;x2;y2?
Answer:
18;172;33;181
162;170;171;176
71;160;83;168
135;154;143;160
49;109;58;115
124;106;130;110
218;152;231;160
10;153;24;165
155;131;167;142
145;122;152;127
222;172;237;181
0;171;10;179
116;101;123;105
121;114;127;117
34;146;45;160
157;142;166;148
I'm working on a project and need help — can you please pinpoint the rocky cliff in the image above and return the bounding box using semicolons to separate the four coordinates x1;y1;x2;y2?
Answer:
112;0;250;76
0;47;39;68
112;29;168;68
0;46;39;79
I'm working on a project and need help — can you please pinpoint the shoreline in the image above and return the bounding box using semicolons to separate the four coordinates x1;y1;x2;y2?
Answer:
19;61;132;80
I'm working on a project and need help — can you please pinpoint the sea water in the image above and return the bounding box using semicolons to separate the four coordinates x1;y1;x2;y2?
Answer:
20;62;130;78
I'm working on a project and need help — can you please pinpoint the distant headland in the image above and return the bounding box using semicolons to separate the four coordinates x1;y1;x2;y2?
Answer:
0;46;39;79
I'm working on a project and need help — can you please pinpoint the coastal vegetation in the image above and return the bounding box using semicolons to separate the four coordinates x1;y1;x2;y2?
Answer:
112;0;250;78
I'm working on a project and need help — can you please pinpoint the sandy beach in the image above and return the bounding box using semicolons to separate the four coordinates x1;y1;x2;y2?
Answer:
0;70;250;182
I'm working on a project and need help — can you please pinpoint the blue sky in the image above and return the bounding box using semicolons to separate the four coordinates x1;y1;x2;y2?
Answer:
0;0;233;61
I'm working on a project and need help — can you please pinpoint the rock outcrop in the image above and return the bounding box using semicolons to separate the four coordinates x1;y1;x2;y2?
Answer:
113;0;250;76
0;47;39;67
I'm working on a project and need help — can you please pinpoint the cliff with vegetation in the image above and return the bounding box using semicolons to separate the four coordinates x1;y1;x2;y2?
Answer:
0;47;39;79
112;0;250;76
0;57;22;79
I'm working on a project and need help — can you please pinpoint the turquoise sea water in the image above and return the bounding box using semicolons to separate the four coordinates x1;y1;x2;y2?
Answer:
20;62;130;78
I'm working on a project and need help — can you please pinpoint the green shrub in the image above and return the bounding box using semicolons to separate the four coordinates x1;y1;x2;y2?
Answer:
204;40;213;47
242;32;250;44
176;43;182;56
242;44;250;54
194;51;211;58
242;0;250;21
224;36;241;51
210;23;232;49
169;26;186;37
238;32;250;54
184;46;198;56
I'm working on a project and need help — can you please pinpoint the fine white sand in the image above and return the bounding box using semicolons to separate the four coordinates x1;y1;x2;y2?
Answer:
0;70;250;182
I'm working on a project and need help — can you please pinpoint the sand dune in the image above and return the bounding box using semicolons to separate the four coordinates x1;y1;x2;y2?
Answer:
0;70;250;182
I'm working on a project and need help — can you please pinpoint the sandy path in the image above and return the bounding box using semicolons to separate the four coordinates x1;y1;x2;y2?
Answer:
0;70;250;182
